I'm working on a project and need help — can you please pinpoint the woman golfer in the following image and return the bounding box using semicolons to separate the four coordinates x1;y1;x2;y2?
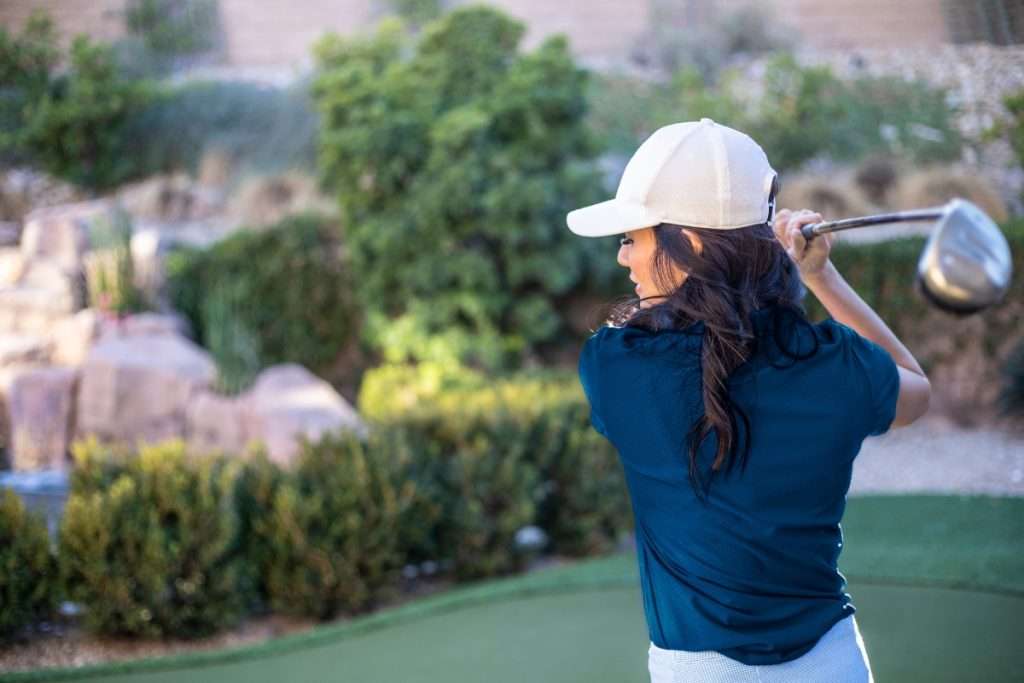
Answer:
568;118;931;682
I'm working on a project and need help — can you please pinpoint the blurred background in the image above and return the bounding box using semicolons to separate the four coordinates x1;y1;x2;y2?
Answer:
0;1;1022;680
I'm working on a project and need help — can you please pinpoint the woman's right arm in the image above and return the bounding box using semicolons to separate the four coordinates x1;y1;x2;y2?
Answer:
776;209;932;429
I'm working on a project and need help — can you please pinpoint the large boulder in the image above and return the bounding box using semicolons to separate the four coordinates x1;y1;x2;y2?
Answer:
0;365;78;470
241;364;368;465
0;333;50;366
49;309;103;367
0;259;85;335
186;363;368;465
20;199;127;274
75;332;217;447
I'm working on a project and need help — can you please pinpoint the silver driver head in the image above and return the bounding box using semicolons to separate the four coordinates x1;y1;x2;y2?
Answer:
916;198;1013;315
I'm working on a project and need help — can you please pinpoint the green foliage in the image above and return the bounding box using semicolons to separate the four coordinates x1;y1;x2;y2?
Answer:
589;51;963;172
999;336;1024;420
123;0;220;58
386;0;444;27
58;437;246;638
230;446;286;612
83;207;150;315
0;10;59;164
258;430;411;620
982;87;1024;204
312;7;608;371
165;213;359;393
8;29;153;191
120;78;319;178
637;1;789;83
0;488;60;641
361;365;632;568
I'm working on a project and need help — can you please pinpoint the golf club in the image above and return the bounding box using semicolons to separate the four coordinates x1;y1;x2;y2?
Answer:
799;198;1014;316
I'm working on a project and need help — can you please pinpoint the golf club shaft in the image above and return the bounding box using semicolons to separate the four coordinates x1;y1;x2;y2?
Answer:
800;206;946;241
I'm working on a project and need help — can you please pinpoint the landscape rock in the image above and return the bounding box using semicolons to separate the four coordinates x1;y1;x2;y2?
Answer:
20;199;127;274
49;309;104;366
0;334;51;366
241;364;367;465
185;391;248;457
75;332;216;447
0;248;25;286
0;365;78;470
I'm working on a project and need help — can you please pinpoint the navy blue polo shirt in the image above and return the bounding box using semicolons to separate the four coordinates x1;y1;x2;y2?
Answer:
577;304;900;665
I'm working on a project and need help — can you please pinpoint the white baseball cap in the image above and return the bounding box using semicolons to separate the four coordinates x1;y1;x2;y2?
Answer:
566;118;778;237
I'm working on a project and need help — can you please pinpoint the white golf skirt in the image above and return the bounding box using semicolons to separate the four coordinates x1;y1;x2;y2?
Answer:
647;613;875;682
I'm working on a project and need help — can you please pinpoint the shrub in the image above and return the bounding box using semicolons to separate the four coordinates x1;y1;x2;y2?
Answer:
631;1;790;83
589;51;963;173
58;437;246;638
165;212;359;393
231;445;286;612
258;429;414;620
982;86;1024;205
82;206;151;315
10;29;153;191
119;78;320;179
124;0;220;59
361;365;633;566
312;7;608;372
0;488;60;641
0;10;59;166
999;336;1024;422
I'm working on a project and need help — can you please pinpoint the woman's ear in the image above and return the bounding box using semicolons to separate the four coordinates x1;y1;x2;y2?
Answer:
681;228;703;255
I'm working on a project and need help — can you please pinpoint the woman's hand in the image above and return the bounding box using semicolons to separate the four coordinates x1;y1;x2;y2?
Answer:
773;208;833;279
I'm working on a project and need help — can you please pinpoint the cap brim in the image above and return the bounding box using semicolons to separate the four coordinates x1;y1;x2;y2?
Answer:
566;199;663;237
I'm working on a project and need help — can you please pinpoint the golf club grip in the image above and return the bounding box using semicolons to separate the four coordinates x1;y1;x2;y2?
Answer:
800;223;820;241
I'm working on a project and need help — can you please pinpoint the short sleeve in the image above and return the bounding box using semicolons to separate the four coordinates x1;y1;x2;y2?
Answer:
578;330;610;438
842;324;901;437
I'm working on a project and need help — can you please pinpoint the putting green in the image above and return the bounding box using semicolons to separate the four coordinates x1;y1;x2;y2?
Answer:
6;494;1023;683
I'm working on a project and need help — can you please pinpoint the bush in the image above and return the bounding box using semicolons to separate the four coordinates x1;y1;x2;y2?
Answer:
312;7;608;371
258;429;414;620
58;437;246;638
631;1;790;83
999;336;1024;421
0;10;58;166
124;0;220;58
8;26;153;191
0;488;60;640
361;365;633;566
230;446;286;612
165;212;359;394
82;206;150;315
119;78;320;179
589;51;963;172
982;86;1024;205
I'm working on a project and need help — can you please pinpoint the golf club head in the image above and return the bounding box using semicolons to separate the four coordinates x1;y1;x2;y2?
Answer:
915;198;1013;316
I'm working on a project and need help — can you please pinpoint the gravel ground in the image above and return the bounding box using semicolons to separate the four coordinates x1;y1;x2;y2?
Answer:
851;413;1024;497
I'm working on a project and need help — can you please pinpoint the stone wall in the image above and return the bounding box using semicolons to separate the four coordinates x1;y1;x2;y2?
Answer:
1;0;960;69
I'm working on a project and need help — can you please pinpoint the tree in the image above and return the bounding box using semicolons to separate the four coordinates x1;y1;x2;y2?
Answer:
312;6;607;372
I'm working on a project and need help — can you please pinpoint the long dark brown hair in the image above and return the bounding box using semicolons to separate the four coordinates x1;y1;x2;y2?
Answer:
604;177;821;502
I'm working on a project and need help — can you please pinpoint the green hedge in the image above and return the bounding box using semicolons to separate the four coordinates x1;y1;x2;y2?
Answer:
360;364;633;563
59;438;247;638
50;369;628;633
256;430;414;620
0;488;59;641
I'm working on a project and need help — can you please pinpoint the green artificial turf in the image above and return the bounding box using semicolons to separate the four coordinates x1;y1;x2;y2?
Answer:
4;494;1022;683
